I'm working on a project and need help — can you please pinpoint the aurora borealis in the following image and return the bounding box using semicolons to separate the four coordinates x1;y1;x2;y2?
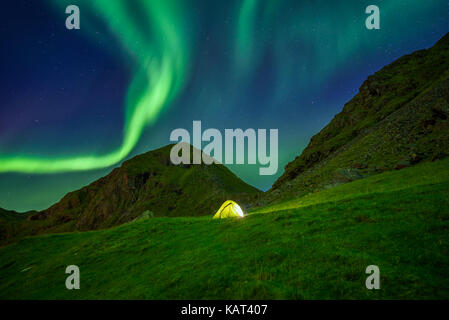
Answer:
0;0;448;211
1;0;189;173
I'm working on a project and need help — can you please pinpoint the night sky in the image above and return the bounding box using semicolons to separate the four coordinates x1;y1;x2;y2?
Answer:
0;0;448;212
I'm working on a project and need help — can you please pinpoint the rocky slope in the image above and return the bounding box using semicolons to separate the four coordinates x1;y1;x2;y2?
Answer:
1;144;260;241
265;33;449;202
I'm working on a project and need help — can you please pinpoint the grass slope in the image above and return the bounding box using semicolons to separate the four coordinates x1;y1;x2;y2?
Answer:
0;159;448;299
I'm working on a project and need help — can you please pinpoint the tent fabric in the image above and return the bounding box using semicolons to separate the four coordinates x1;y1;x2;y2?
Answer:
213;200;244;219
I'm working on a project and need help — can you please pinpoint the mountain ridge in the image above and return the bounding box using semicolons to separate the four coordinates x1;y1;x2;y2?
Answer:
0;144;260;243
33;144;261;226
264;32;449;202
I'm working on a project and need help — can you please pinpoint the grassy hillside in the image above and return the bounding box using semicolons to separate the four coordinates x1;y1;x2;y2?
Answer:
267;33;449;203
0;145;260;244
1;158;448;299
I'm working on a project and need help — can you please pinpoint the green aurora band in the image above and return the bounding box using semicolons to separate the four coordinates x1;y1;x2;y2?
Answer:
0;0;189;173
0;0;442;175
234;0;439;93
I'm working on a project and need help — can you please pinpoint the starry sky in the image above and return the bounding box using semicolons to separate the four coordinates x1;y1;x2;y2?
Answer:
0;0;448;212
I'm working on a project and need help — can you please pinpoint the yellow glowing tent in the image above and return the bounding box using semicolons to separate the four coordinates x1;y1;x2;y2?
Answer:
213;200;245;219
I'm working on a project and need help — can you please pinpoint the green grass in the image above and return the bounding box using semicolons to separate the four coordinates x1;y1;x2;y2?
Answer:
0;159;448;299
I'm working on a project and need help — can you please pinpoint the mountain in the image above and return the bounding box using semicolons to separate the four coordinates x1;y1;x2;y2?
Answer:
265;33;449;202
1;144;260;242
0;207;14;216
0;207;34;222
0;207;36;243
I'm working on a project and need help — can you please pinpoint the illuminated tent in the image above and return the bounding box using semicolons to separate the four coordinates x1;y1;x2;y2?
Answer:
213;200;245;219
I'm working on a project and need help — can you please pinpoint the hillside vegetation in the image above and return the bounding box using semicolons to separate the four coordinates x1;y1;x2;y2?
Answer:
267;33;449;203
0;158;448;299
0;145;260;244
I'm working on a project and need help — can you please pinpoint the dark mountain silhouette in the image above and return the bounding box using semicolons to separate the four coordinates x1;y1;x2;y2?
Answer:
0;207;36;243
264;33;449;202
1;144;260;243
35;144;260;227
